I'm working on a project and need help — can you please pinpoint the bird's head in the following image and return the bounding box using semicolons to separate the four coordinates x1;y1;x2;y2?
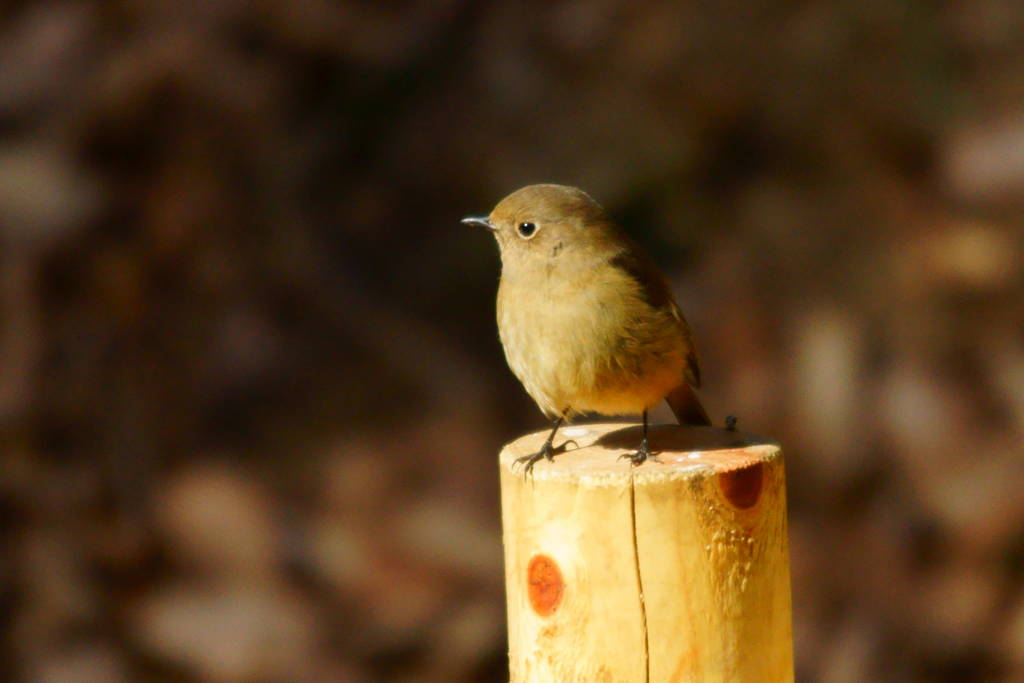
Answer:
462;184;615;265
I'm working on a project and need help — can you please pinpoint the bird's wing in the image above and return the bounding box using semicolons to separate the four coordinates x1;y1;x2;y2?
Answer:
609;244;702;388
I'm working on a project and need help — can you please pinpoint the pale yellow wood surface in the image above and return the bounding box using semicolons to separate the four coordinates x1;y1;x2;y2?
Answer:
499;423;793;683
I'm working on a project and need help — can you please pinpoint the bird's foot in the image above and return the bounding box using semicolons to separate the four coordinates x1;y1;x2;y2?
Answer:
513;439;578;476
621;438;659;466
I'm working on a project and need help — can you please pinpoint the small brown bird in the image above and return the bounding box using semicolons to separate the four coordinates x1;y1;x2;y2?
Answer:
464;184;710;472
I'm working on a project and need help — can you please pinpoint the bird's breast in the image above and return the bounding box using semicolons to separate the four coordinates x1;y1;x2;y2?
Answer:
496;262;686;417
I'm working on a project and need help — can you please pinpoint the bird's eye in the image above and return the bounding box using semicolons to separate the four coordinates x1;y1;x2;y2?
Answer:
517;222;537;239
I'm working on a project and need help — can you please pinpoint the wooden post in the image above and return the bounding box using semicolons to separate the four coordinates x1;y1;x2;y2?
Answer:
499;422;793;682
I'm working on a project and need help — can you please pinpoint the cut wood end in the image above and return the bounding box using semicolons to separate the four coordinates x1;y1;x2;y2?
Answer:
499;422;780;484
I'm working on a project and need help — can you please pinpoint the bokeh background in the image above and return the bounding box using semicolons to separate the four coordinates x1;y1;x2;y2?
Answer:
2;1;1023;681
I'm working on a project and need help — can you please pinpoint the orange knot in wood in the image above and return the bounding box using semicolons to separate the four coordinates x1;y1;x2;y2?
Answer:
527;554;564;616
718;462;764;509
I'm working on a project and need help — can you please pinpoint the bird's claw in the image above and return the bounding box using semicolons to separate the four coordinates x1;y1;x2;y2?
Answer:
512;439;577;476
620;439;659;466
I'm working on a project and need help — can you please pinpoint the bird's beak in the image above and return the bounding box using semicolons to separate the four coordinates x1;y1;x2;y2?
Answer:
461;215;495;231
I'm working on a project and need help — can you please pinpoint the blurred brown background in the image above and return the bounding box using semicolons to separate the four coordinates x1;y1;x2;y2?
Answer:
2;1;1023;681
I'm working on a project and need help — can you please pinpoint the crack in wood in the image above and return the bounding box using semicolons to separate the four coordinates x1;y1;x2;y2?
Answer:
629;472;651;683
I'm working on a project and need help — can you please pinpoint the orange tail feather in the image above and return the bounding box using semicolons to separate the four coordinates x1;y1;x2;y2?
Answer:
665;383;711;426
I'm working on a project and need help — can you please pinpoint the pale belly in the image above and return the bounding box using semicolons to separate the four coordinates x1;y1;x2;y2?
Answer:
497;281;686;418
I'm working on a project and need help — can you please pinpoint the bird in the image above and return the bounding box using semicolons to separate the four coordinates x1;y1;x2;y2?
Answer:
463;184;710;473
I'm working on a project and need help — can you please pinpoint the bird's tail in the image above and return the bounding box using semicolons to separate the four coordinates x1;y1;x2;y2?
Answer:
665;383;711;426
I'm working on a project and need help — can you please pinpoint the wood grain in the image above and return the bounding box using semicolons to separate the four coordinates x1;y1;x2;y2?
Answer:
499;423;793;682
